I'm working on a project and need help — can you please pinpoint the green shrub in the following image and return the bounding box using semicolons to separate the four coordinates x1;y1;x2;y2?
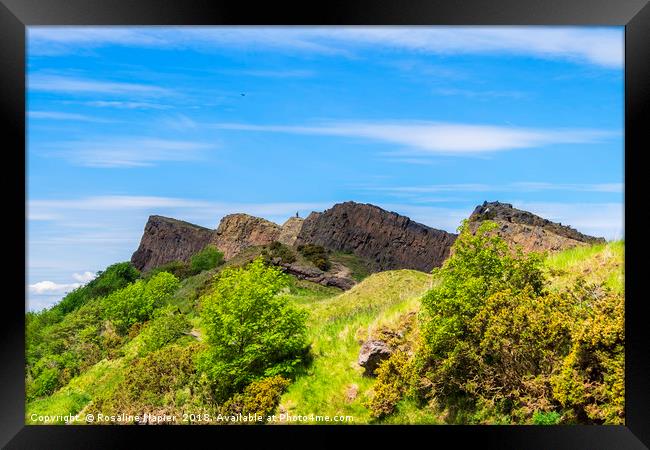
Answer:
199;257;308;402
29;366;60;398
87;344;203;419
221;376;290;422
262;241;297;265
190;245;224;273
297;244;331;271
419;220;545;369
532;410;561;425
146;260;195;281
551;281;624;424
53;262;140;316
415;220;554;419
103;272;179;334
139;308;192;356
367;351;413;419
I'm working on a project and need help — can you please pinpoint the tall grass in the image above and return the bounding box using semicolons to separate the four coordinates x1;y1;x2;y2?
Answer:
279;270;431;424
546;240;624;294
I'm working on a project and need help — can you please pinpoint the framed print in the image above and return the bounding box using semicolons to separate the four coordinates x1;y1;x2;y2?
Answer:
1;0;648;448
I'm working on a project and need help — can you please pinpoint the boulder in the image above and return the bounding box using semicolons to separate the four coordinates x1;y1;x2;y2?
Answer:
358;339;393;376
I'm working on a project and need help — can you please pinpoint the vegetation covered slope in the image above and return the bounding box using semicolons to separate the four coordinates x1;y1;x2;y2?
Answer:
25;231;624;425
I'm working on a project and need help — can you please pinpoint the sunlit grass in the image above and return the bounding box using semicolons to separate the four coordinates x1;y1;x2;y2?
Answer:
546;240;624;294
278;270;431;424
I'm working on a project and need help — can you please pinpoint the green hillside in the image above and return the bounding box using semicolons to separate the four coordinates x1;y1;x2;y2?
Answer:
25;233;625;425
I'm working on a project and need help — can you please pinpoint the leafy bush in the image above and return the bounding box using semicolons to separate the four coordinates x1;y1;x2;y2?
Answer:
145;260;195;281
262;241;297;265
54;262;140;315
139;308;192;356
199;257;308;402
298;244;331;271
29;366;60;398
409;220;625;424
532;410;561;425
551;281;624;424
418;220;545;370
87;344;203;419
103;272;179;334
190;245;224;273
367;351;413;419
221;376;290;422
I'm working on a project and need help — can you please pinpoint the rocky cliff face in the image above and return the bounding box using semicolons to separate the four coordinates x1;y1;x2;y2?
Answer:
277;217;304;246
131;215;215;272
131;200;607;276
210;213;281;260
296;201;457;272
469;201;605;252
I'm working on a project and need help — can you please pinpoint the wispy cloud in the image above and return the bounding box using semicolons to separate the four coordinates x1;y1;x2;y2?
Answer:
511;182;624;193
29;74;171;96
213;121;617;155
432;88;528;100
29;195;333;223
28;110;110;122
84;100;171;110
219;69;315;78
364;182;624;195
28;26;623;68
42;138;214;168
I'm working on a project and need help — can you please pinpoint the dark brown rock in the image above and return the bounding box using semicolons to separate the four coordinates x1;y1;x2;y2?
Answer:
296;201;457;272
280;262;356;290
131;215;214;272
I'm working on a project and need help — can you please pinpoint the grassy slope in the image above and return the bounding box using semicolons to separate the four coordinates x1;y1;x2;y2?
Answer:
279;270;432;424
546;240;624;294
26;241;623;425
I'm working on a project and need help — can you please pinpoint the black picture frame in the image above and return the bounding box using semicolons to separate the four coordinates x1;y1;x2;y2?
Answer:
1;0;648;448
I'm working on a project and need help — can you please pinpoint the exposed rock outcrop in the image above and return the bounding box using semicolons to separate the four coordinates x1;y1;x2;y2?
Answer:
277;217;304;246
280;261;356;290
469;201;606;253
211;214;281;260
296;202;457;272
358;339;393;376
131;215;214;272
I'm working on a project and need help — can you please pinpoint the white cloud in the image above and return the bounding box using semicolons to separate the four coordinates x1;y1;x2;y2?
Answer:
28;74;171;96
84;101;171;110
28;111;109;122
28;280;81;295
72;271;97;283
432;88;527;100
28;26;623;68
511;182;624;193
363;182;623;195
213;121;617;155
42;138;214;168
219;69;315;78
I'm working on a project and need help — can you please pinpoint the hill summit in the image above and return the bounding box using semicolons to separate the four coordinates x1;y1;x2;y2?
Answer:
130;200;605;283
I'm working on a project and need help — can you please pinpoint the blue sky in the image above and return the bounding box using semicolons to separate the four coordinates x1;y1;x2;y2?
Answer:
26;26;624;311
